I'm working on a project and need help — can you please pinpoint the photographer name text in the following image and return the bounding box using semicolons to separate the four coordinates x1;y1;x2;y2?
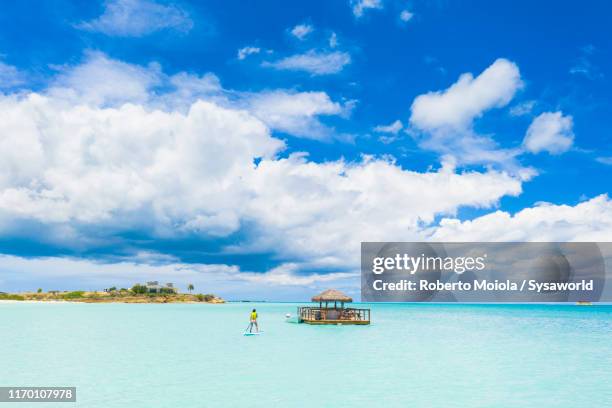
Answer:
372;279;594;293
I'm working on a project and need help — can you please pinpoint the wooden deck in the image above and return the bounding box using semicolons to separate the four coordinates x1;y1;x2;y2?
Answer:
298;306;370;325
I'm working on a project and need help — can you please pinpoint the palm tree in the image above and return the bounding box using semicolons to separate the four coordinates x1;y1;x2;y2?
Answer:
187;284;194;293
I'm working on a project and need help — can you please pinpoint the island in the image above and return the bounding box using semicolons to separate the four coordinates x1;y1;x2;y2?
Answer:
0;281;224;304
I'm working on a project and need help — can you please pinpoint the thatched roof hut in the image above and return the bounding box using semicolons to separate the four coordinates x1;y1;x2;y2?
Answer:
312;289;352;303
298;288;369;325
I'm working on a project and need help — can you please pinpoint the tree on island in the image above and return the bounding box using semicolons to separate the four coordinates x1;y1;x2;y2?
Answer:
131;284;148;294
187;284;194;293
37;288;42;293
196;294;215;302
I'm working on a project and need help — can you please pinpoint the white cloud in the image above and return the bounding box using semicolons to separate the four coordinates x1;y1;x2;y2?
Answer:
233;155;524;265
0;94;524;271
48;51;162;106
523;112;574;154
76;0;193;37
245;91;349;140
4;195;612;295
351;0;383;17
411;58;522;132
0;49;605;299
290;24;313;40
0;53;540;288
0;254;356;297
409;58;524;167
0;61;24;88
509;100;536;116
374;120;403;134
42;52;345;139
263;50;351;75
167;71;222;100
237;46;261;60
0;85;522;251
431;195;612;242
0;94;283;236
399;10;414;22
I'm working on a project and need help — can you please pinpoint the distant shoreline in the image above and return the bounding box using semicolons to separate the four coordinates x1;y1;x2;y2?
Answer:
0;291;225;304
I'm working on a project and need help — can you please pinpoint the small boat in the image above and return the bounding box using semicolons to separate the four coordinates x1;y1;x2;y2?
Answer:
285;314;299;324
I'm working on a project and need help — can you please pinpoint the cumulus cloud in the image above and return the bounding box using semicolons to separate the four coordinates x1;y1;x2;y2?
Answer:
0;88;523;263
523;112;574;154
41;52;346;140
245;91;350;140
0;61;527;274
351;0;383;17
263;50;351;75
411;59;522;132
237;46;261;60
0;53;547;292
0;61;24;88
409;58;524;167
48;51;162;106
167;71;222;101
431;195;612;242
231;155;524;265
76;0;193;37
0;94;282;235
290;24;313;40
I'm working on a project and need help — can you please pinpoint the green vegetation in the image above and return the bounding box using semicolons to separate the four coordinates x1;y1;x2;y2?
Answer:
62;291;85;299
159;287;175;294
1;287;223;304
196;294;215;302
131;284;148;294
188;284;194;293
0;293;25;301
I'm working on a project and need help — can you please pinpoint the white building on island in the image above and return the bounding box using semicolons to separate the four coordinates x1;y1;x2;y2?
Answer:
145;281;177;294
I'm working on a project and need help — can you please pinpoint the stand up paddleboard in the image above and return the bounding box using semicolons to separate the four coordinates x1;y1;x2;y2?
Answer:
243;331;263;336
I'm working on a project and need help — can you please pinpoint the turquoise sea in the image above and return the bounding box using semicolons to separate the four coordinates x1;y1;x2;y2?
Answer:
1;302;611;408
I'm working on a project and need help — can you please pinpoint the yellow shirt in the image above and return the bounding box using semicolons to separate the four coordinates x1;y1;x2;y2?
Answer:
250;312;257;320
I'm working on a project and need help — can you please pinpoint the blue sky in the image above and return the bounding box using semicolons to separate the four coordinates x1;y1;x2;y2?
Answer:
0;0;611;300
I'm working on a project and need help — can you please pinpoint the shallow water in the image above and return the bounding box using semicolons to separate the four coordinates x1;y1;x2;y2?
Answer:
1;302;611;407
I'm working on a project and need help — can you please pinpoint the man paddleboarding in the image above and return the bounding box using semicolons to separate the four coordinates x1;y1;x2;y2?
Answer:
247;308;259;333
